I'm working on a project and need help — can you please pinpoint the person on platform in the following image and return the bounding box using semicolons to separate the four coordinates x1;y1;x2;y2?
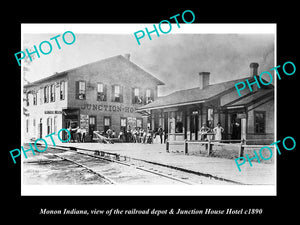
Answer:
157;126;164;144
76;127;82;142
213;122;224;141
106;128;113;138
200;122;210;141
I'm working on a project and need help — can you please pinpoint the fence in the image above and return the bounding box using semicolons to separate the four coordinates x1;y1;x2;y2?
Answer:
166;139;275;163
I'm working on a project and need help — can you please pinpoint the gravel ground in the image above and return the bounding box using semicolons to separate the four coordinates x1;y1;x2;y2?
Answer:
22;146;196;185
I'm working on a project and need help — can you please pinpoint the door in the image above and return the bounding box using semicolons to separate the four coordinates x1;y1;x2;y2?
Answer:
89;116;97;136
230;113;242;140
190;114;199;140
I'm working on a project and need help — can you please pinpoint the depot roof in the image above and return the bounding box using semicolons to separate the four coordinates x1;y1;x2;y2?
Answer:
137;77;273;111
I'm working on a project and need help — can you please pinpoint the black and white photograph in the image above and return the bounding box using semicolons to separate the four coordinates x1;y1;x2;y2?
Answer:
21;24;276;195
4;3;299;221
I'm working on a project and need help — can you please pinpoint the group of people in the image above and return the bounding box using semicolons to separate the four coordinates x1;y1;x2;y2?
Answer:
118;127;156;144
68;126;87;143
67;122;226;143
200;122;224;141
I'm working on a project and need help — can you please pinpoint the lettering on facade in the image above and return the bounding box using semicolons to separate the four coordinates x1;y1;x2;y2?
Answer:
44;110;62;114
80;104;138;113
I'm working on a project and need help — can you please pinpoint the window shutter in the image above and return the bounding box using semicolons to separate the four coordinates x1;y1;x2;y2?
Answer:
120;86;123;103
132;88;135;104
111;85;115;102
40;88;43;104
104;84;107;101
75;81;79;99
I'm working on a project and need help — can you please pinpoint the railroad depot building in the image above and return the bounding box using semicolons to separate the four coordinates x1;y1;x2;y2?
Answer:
137;63;274;145
23;54;164;142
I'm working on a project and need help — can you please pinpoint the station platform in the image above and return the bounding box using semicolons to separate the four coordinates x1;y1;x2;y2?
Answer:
51;142;276;185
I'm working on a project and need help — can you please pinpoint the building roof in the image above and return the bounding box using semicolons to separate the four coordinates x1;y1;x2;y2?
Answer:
223;88;274;109
24;54;165;88
137;76;273;111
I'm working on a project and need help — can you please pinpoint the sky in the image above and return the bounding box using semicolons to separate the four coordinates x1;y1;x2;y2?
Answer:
23;30;275;97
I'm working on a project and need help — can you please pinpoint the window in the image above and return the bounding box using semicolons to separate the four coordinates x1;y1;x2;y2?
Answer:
89;116;96;125
44;86;49;103
97;83;106;101
120;118;127;132
50;84;55;102
54;116;57;133
175;111;183;133
145;89;153;104
132;87;143;104
60;81;65;100
104;117;111;132
136;118;143;128
207;108;214;128
39;88;43;104
76;81;86;100
254;111;266;134
26;119;29;133
121;118;127;127
112;85;122;102
33;92;37;105
26;92;30;106
47;117;51;134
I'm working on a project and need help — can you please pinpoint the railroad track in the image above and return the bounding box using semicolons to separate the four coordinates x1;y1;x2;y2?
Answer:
51;153;117;184
46;146;200;185
44;146;242;185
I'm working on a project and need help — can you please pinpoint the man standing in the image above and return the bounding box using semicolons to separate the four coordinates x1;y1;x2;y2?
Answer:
158;126;163;144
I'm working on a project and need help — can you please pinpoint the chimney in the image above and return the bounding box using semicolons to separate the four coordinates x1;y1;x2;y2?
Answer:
124;53;130;61
199;72;210;89
250;62;259;77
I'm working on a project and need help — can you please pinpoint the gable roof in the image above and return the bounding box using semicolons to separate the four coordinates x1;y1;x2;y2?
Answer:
137;76;273;111
24;54;164;88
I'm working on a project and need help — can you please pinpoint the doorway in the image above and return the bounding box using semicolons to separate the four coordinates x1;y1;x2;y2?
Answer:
230;113;242;140
89;116;97;135
190;113;199;140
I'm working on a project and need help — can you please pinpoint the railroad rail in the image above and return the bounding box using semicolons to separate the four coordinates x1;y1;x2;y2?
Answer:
51;153;116;184
47;145;202;185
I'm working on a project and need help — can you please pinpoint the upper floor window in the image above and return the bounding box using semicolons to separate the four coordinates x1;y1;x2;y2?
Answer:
112;85;122;102
132;87;143;104
39;88;43;104
76;81;86;100
44;86;49;103
33;92;37;105
60;81;65;100
145;89;154;104
97;83;107;101
26;92;30;106
50;84;55;102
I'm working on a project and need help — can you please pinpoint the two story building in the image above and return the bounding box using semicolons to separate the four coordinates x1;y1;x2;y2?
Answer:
23;54;164;142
